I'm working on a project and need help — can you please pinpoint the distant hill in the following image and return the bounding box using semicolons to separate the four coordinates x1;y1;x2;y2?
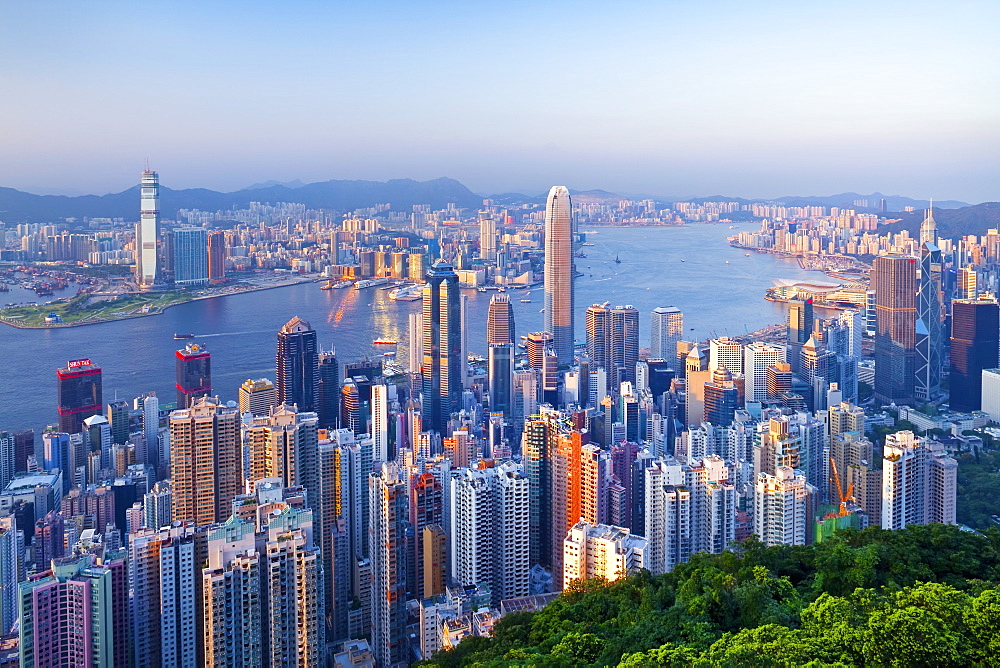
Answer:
880;202;1000;239
0;177;484;223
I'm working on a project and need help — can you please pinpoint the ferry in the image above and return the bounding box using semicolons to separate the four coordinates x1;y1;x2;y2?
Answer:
321;280;351;290
581;242;595;247
355;277;389;289
520;299;532;303
174;333;195;340
388;284;422;301
373;339;398;345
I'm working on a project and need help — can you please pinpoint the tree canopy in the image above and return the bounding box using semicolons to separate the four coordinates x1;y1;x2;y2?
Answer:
420;524;1000;667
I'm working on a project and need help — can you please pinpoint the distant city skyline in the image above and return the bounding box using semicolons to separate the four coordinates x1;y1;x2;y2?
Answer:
1;2;997;202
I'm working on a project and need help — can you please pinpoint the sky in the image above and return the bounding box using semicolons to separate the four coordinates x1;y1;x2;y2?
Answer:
1;1;998;202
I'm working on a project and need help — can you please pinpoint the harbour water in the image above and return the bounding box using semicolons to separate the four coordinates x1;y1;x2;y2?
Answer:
1;223;820;432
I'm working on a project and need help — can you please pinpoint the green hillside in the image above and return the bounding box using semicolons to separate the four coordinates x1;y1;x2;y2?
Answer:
423;524;1000;667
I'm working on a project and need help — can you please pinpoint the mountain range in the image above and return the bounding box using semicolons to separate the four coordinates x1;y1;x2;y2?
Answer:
0;177;985;229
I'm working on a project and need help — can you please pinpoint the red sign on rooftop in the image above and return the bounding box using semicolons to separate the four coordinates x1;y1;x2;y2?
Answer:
67;359;93;369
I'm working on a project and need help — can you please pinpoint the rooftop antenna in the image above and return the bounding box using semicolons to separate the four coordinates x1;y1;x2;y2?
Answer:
144;157;150;172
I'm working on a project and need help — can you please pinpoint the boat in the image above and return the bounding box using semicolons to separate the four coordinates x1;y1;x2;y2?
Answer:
355;277;389;289
520;299;532;303
681;259;686;262
388;284;422;301
174;333;195;340
575;251;587;258
745;252;751;256
614;255;621;264
373;339;398;345
725;261;730;264
581;242;595;247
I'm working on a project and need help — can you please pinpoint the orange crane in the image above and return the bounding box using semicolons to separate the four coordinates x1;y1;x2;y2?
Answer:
828;456;855;518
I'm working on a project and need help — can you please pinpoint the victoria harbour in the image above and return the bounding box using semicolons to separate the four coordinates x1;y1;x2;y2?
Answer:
1;223;814;432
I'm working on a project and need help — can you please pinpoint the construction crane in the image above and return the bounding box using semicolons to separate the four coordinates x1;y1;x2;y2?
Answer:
828;456;855;518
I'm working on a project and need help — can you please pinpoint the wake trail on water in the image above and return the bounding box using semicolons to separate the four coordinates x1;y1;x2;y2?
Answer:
192;331;267;338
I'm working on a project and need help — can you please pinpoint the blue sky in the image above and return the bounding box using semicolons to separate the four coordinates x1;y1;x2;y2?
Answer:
2;1;997;201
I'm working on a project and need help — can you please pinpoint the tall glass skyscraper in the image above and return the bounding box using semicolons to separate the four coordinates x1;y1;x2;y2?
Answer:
544;186;574;365
915;207;943;402
136;169;160;289
650;306;683;362
276;316;319;412
872;255;917;406
421;261;462;434
950;298;999;412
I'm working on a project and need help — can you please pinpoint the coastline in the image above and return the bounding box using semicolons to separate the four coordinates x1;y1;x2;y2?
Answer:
0;275;316;330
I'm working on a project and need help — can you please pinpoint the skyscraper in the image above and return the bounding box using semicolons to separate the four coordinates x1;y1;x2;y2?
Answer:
57;358;102;434
421;261;462;434
175;343;211;408
544;185;574;365
950;298;1000;412
488;343;515;418
486;293;515;345
207;231;226;282
368;463;409;667
872;255;918;406
136;169;160;289
915;207;943;402
754;467;815;546
238;378;277;416
276;316;319;412
169;396;241;526
586;303;640;394
18;555;117;668
173;227;209;286
881;431;957;529
650;306;683;362
787;298;814;345
317;349;340;429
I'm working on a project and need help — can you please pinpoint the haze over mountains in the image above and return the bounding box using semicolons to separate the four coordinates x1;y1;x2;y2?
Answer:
0;176;981;224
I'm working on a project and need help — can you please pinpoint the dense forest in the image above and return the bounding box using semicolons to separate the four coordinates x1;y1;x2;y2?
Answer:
422;524;1000;666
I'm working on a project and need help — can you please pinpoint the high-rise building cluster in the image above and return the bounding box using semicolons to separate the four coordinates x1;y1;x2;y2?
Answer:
0;182;978;666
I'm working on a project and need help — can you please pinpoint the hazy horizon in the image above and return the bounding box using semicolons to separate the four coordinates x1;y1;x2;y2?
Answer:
3;1;997;202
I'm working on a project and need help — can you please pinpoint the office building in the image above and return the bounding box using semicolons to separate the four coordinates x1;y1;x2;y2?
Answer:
368;463;409;667
562;521;646;585
421;261;462;434
586;303;640;394
950;298;999;412
207;231;225;282
982;369;1000;423
703;368;740;426
915;208;943;401
57;358;102;434
650;306;683;361
959;266;978;300
479;214;497;260
238;378;277;416
754;466;815;546
136;169;160;289
175;343;211;409
488;343;514;418
276;316;319;412
709;337;743;375
544;185;574;365
744;342;785;404
318;349;341;429
881;431;957;529
486;293;515;345
0;517;21;637
371;383;389;461
169;396;241;526
787;298;814;345
173;227;209;286
408;311;423;373
872;255;917;406
106;400;129;446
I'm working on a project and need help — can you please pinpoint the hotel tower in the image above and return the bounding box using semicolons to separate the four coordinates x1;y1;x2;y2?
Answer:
137;169;160;289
